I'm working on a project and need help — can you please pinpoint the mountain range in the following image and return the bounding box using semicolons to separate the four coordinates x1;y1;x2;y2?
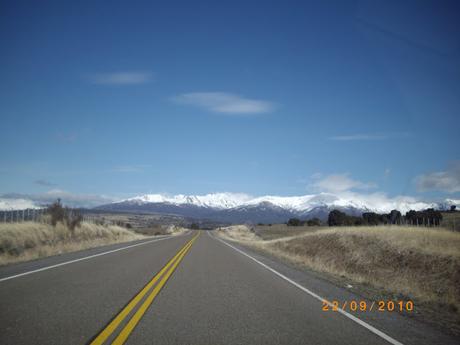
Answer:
95;193;460;224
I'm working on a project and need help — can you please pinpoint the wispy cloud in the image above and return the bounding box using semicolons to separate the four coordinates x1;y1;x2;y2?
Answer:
415;161;460;193
111;164;151;173
329;133;387;141
172;92;274;115
328;132;410;141
310;173;377;193
89;71;152;85
57;132;78;143
384;168;391;179
34;179;56;187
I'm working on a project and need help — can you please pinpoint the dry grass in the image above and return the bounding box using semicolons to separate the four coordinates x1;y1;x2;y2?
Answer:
254;224;322;240
217;225;460;311
0;221;145;266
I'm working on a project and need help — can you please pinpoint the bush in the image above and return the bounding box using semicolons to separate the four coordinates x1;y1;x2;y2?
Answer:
287;218;301;226
46;199;82;234
66;209;83;232
307;218;321;226
190;223;200;230
48;199;66;226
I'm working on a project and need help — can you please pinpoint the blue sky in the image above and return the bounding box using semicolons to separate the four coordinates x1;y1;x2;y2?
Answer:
0;0;459;205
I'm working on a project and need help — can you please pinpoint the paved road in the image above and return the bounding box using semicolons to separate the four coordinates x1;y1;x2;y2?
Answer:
0;230;457;345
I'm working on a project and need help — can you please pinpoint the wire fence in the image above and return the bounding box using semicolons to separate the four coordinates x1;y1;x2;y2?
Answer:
0;209;115;225
0;209;47;223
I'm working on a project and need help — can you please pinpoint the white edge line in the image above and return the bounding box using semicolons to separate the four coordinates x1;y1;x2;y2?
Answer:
208;231;404;345
0;234;183;283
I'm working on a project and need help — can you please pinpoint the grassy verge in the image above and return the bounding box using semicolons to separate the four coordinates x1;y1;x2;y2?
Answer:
0;221;146;266
216;225;460;335
254;224;322;240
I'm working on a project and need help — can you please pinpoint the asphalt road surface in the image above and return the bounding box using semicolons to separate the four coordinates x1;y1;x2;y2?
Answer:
0;230;457;345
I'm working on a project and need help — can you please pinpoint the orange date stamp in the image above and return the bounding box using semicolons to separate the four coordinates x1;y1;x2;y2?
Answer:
322;300;414;313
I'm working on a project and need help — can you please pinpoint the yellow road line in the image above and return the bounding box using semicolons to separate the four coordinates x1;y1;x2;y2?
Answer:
112;232;200;345
90;233;199;345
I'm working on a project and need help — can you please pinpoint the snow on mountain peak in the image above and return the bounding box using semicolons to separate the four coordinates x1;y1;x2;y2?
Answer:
124;193;252;209
120;192;456;214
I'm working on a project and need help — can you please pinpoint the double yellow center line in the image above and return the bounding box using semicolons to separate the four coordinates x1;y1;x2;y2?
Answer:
90;232;200;345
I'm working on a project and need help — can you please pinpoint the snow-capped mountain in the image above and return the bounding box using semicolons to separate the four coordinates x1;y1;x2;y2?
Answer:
96;192;458;223
123;193;252;209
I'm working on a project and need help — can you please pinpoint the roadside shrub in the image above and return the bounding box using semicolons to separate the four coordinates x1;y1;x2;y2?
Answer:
66;210;83;233
46;199;83;234
48;199;66;226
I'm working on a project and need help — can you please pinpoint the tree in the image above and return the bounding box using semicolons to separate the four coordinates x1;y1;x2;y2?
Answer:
405;210;417;225
328;210;348;226
362;212;380;225
287;218;301;226
307;218;321;226
190;223;200;230
451;205;457;212
379;214;389;225
423;208;442;226
389;210;402;224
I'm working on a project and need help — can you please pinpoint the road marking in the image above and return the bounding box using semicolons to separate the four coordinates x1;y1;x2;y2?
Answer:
90;232;200;345
209;231;404;345
90;235;196;345
0;236;179;283
112;232;200;344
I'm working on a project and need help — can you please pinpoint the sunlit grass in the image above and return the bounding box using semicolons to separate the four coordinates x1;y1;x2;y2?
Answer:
0;221;144;266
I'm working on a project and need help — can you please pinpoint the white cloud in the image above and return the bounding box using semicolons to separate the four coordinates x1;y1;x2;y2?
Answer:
89;71;152;85
332;191;438;214
172;92;274;114
328;132;411;141
0;190;118;208
310;173;377;193
415;161;460;193
0;198;40;210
